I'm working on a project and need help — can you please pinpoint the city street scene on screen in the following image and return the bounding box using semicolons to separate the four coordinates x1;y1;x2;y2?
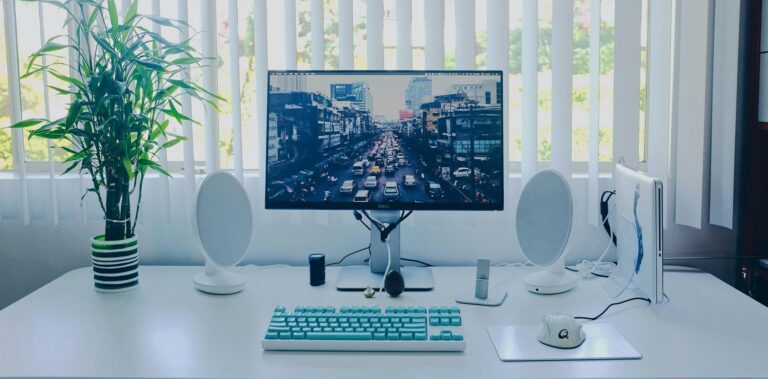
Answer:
265;71;504;210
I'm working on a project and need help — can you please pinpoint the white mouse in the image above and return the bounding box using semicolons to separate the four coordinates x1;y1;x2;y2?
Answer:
537;314;586;349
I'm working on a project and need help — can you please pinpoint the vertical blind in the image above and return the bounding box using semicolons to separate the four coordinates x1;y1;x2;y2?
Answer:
0;0;741;232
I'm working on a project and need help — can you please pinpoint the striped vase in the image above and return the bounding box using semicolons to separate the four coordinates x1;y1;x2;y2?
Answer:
91;235;139;292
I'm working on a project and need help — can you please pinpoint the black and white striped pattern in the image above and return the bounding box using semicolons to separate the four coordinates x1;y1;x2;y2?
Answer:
91;236;139;292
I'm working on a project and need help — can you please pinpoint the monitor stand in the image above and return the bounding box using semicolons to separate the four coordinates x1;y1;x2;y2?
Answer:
336;210;434;291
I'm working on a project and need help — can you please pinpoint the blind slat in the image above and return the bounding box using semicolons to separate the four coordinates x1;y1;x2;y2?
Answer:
551;0;573;177
338;0;353;69
178;0;196;205
396;0;412;69
455;0;475;70
521;0;538;182
709;0;740;229
486;0;508;70
284;0;297;69
254;0;272;225
612;0;642;168
311;0;324;70
67;1;88;226
151;0;171;223
3;0;30;225
587;0;600;226
424;0;444;69
674;0;711;229
647;0;674;228
202;0;220;172
367;0;384;69
228;0;244;183
37;2;59;226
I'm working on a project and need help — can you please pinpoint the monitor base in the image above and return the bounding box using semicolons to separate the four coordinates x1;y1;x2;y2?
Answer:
335;266;434;291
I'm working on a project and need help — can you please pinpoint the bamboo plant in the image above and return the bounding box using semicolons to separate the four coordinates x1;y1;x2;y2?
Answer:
11;0;222;241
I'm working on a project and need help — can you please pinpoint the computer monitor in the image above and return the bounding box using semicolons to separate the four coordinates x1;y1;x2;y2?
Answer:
265;70;505;290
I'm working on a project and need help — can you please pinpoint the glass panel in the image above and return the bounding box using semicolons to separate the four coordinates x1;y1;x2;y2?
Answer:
598;0;615;162
509;0;522;161
0;1;11;170
537;0;552;162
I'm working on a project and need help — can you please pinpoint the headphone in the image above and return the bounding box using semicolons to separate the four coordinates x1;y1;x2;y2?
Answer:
600;190;617;246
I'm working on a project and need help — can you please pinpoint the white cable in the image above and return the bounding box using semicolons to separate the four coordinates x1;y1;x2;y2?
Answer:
377;239;392;298
234;264;292;273
587;203;616;277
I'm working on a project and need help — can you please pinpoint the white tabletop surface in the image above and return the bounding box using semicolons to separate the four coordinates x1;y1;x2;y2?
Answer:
0;265;766;379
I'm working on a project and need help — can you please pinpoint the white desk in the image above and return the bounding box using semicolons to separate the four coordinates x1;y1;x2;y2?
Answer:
0;266;766;379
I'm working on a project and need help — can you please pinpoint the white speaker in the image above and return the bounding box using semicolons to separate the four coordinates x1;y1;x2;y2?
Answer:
516;170;577;294
192;172;253;295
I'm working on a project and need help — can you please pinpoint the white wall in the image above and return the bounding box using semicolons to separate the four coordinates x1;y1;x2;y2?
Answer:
0;174;735;309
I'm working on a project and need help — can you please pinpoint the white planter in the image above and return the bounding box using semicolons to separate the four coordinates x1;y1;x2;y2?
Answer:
91;235;139;292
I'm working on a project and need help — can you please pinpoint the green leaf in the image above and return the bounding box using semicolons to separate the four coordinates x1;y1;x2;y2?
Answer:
135;59;165;72
171;57;202;65
161;136;185;149
108;0;119;30
125;1;138;22
150;119;169;140
38;40;68;54
48;70;84;90
93;34;119;58
64;148;89;163
123;157;134;179
64;100;83;131
9;119;47;129
61;160;81;176
139;158;171;177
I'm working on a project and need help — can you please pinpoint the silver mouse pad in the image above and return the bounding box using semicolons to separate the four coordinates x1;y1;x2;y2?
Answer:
487;324;641;362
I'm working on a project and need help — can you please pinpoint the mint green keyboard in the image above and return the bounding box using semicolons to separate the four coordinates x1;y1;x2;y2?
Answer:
261;305;466;351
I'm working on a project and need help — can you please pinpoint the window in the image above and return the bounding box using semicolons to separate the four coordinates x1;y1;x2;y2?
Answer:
1;0;651;173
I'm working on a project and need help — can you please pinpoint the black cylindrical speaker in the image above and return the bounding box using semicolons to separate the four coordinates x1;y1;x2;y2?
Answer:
308;253;325;286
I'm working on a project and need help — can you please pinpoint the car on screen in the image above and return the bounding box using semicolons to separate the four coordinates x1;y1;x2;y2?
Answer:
427;181;444;199
364;176;378;188
353;190;371;203
384;181;399;201
403;175;417;187
340;180;356;194
370;165;382;176
385;164;395;175
352;161;365;176
453;167;480;178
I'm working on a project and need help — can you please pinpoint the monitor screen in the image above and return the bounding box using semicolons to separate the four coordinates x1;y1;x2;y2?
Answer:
265;70;504;211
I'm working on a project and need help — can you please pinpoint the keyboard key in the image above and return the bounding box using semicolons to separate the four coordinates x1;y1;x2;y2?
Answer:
387;333;399;340
450;318;462;327
452;334;464;341
449;306;461;314
278;332;292;339
373;332;386;340
266;332;279;340
440;318;450;326
293;332;306;340
274;306;286;313
400;332;413;340
415;332;427;340
440;331;453;341
269;326;290;333
307;332;372;340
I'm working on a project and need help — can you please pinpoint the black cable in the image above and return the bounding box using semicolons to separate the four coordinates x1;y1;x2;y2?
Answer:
401;258;433;267
574;297;651;321
352;210;372;231
326;245;371;267
565;266;610;278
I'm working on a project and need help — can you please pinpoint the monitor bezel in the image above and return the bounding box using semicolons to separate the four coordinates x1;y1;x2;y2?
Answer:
264;69;505;211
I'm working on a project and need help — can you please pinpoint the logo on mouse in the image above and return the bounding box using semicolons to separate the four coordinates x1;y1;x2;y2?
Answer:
558;329;569;339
